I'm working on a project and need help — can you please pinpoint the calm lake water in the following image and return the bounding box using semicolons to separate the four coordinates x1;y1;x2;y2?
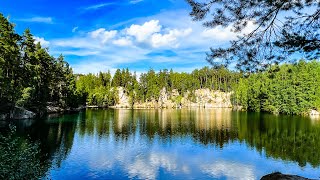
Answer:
1;108;320;179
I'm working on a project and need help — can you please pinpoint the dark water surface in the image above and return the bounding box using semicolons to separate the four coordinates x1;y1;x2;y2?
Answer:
2;109;320;179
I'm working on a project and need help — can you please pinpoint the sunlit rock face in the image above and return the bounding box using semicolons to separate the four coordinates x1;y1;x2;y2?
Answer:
310;109;320;116
114;86;232;109
115;87;131;108
158;88;176;108
192;89;232;108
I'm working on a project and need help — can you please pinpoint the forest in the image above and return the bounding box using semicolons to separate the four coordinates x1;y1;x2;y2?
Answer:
76;61;320;115
75;67;240;107
0;13;85;116
1;13;320;116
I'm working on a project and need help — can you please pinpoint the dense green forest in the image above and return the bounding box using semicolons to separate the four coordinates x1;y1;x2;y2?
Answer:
233;61;320;115
1;13;320;116
76;67;239;107
0;14;85;116
77;61;320;115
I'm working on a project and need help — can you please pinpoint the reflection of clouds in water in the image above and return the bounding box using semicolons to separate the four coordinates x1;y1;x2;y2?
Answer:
79;109;253;179
125;152;179;179
127;158;157;180
85;136;180;179
201;161;255;180
150;153;177;172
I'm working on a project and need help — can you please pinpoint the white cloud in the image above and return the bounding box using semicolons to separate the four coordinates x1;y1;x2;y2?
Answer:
151;28;192;48
202;27;237;41
90;28;117;44
113;37;133;46
48;10;254;74
73;62;117;74
34;36;50;47
52;38;101;49
18;17;53;24
126;20;161;42
201;21;256;41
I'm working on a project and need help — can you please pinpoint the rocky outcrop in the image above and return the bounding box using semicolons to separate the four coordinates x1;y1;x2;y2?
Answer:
47;105;86;114
9;107;36;120
192;88;232;108
114;87;131;108
47;105;63;113
260;172;311;180
113;87;233;109
0;104;85;120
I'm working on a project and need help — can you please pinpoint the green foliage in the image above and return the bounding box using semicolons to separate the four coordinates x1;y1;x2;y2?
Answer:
0;125;48;179
0;14;85;116
16;87;34;107
76;66;239;106
187;0;319;71
234;60;320;115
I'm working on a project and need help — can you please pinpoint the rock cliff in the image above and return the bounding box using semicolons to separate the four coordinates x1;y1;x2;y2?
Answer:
114;87;131;108
114;87;233;109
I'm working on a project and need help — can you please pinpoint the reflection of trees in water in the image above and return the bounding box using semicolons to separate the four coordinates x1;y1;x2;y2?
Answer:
113;109;136;141
237;113;320;167
78;109;112;138
42;109;320;168
107;109;320;167
103;109;239;147
1;112;83;179
4;108;320;179
0;125;49;179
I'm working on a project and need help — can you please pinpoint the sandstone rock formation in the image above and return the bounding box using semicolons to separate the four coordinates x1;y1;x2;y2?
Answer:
113;87;233;109
114;87;131;108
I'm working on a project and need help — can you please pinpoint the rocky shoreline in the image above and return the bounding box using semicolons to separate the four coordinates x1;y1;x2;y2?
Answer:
0;105;86;120
2;86;320;120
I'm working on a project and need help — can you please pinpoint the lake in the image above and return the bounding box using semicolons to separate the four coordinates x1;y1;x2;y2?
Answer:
1;108;320;179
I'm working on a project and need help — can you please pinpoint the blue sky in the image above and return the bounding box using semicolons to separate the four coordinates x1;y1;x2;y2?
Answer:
0;0;255;74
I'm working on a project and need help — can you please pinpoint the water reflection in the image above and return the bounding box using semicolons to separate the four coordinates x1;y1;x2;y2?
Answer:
1;109;320;179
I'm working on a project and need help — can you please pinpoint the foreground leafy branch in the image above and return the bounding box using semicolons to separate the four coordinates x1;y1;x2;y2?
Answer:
187;0;320;72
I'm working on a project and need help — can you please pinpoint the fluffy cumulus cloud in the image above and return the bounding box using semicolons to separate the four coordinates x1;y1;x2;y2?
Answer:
126;20;162;42
34;36;50;47
46;11;257;74
124;20;192;48
112;37;133;46
51;19;193;52
151;28;192;48
90;28;117;44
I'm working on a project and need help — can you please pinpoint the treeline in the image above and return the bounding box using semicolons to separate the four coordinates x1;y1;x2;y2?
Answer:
77;60;320;115
233;61;320;115
0;14;84;115
76;67;239;107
